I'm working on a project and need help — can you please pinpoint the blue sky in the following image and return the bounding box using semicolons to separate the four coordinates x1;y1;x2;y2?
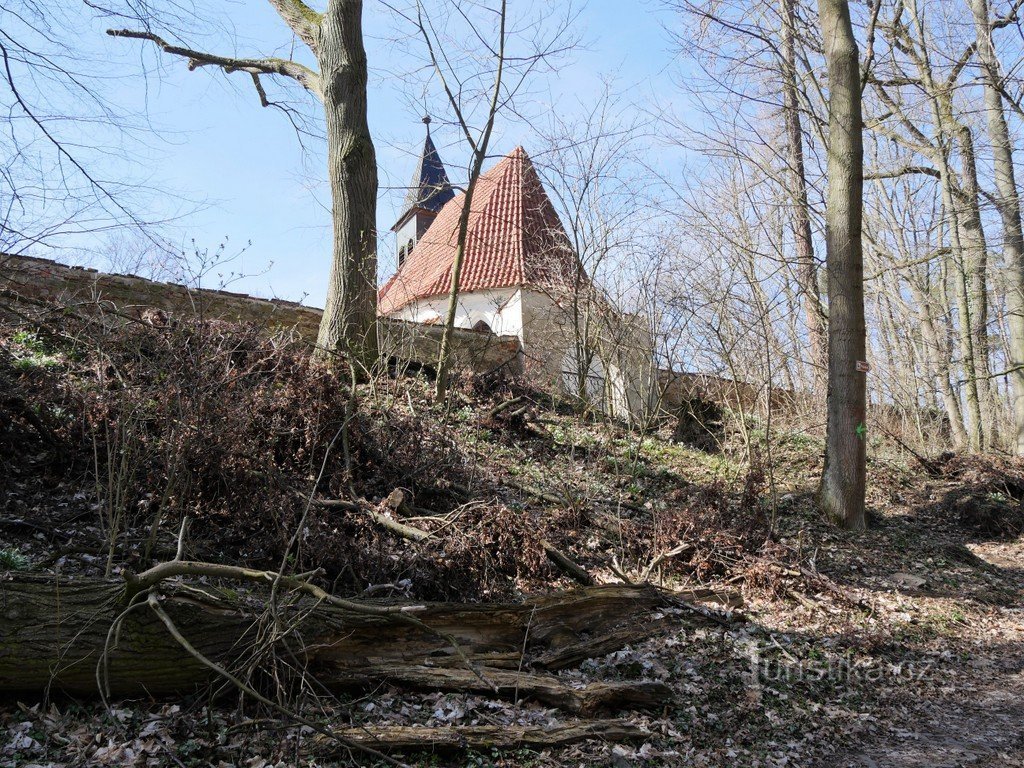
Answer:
79;0;686;306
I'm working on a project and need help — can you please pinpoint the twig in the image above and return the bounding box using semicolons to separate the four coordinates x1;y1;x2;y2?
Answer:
146;593;408;768
313;497;430;542
124;560;426;615
640;542;695;583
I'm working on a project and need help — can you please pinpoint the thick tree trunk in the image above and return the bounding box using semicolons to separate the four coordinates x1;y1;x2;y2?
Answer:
816;0;866;530
315;0;379;370
781;0;827;385
972;0;1024;454
0;577;709;707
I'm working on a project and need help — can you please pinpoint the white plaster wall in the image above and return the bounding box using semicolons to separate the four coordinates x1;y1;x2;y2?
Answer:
388;287;524;339
386;284;656;422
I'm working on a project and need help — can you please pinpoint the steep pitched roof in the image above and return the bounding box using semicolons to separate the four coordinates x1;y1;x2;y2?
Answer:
379;146;580;315
391;126;455;231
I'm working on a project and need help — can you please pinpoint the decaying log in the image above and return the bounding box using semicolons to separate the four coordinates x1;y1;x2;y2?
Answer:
316;720;649;751
541;539;595;586
0;577;721;710
340;665;672;715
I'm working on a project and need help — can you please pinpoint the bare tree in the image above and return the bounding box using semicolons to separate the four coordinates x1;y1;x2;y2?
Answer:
816;0;866;530
109;0;380;369
970;0;1024;454
781;0;828;381
0;1;168;259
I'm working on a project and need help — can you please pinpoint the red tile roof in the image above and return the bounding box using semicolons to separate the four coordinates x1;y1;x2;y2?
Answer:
378;146;580;315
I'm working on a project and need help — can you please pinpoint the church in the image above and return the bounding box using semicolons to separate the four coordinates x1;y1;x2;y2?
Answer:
378;120;655;421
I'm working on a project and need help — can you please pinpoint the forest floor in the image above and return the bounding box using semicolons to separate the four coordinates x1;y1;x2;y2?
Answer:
2;319;1023;767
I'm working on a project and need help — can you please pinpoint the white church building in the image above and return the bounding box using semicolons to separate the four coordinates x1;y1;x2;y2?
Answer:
378;122;655;421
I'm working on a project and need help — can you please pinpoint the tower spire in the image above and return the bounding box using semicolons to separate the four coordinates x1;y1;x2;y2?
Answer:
391;116;456;265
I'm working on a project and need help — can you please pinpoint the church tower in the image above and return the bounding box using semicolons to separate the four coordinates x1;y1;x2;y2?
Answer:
391;116;455;267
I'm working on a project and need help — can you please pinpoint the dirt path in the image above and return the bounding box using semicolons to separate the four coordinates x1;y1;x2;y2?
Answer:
840;539;1024;768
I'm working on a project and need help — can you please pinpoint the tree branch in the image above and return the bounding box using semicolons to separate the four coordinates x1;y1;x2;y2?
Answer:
264;0;322;52
106;29;323;102
864;164;940;180
125;560;427;614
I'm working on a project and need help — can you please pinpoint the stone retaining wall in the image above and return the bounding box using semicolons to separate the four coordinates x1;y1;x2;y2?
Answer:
0;254;522;375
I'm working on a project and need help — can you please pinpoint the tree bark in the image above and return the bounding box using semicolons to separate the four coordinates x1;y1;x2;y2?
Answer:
816;0;866;530
972;0;1024;454
906;273;969;447
314;0;379;369
314;721;649;751
781;0;827;385
955;124;997;446
0;577;706;705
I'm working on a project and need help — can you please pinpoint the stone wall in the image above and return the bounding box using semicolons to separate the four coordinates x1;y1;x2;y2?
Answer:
0;254;522;375
657;369;794;414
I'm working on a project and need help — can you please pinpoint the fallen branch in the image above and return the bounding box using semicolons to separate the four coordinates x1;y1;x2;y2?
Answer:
338;665;671;715
312;497;430;542
487;395;526;418
541;539;594;586
640;542;695;582
315;720;650;751
124;560;426;614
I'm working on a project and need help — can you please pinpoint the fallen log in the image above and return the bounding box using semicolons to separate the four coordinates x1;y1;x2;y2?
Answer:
340;665;671;715
316;720;649;751
0;576;715;708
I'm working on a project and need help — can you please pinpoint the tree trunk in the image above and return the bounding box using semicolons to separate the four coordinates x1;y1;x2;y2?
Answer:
781;0;827;385
0;576;708;705
315;0;379;370
972;0;1024;454
816;0;866;530
432;1;507;402
907;274;969;447
435;160;481;401
956;124;997;446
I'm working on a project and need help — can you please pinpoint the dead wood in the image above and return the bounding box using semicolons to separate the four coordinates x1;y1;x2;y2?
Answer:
315;720;650;751
338;665;671;715
541;539;595;586
312;496;430;541
487;395;527;418
0;577;717;709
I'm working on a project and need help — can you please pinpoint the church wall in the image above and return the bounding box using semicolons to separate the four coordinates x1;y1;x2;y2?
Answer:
517;287;657;424
386;287;524;338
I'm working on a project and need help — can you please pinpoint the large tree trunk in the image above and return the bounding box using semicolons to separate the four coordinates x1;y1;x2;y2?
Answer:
315;0;379;370
816;0;866;530
972;0;1024;454
0;576;712;708
781;0;827;386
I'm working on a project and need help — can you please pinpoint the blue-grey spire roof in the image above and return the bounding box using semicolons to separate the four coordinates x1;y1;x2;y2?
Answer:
393;117;455;230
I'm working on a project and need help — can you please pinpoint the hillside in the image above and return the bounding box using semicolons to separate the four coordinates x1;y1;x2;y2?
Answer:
1;315;1023;767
